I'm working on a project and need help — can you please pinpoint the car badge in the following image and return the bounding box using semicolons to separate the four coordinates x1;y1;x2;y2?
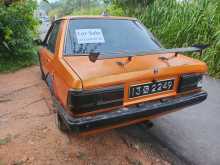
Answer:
153;68;159;75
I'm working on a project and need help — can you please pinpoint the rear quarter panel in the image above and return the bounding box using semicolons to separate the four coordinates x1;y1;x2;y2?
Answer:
54;20;83;109
40;19;83;110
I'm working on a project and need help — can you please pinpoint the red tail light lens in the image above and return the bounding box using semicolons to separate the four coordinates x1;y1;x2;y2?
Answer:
178;73;203;92
67;85;124;114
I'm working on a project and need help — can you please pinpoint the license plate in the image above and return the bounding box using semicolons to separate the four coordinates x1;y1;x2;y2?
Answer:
129;79;175;98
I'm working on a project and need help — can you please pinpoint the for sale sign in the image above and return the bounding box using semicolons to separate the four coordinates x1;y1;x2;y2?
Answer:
75;29;105;44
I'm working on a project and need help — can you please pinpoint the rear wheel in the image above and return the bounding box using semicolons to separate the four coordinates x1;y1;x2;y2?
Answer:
38;53;45;80
45;74;55;96
40;65;45;80
143;120;154;129
56;113;69;133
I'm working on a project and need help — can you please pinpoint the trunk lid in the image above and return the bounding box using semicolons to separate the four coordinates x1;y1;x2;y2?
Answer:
64;53;207;106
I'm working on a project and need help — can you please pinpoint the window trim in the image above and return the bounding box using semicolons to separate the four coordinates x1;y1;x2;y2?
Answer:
63;20;70;56
43;20;62;54
43;22;55;46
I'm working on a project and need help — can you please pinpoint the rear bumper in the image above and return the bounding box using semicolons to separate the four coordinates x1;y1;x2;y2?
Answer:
58;91;207;133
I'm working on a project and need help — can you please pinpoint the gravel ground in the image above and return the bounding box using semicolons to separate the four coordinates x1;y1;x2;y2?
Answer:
0;66;185;165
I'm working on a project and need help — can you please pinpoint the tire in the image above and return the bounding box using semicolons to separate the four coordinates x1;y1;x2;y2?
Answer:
56;113;69;133
143;120;154;129
40;64;46;80
38;53;46;80
45;74;55;96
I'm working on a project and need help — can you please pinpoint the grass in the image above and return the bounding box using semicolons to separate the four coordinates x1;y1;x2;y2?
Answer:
138;0;220;77
0;134;12;145
0;60;36;73
0;53;38;73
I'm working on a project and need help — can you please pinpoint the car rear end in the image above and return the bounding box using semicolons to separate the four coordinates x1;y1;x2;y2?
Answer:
62;67;207;134
58;16;208;135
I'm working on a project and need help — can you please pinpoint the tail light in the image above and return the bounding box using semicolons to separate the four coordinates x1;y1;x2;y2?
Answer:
178;73;203;92
67;85;124;114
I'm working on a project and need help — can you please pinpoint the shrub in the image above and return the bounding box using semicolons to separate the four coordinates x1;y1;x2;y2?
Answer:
48;0;105;17
0;0;38;72
71;7;104;16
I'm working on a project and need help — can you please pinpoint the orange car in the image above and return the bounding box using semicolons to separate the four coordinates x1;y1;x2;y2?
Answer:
38;16;208;135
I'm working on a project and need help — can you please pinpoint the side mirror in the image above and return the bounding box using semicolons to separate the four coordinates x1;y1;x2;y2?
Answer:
34;38;43;45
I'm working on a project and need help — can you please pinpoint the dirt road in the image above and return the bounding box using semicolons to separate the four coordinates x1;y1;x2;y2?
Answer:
0;66;184;165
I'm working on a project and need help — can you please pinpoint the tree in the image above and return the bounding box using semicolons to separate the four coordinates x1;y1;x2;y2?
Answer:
3;0;49;6
48;0;103;17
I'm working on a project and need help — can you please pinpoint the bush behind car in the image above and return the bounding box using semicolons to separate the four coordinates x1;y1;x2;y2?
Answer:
0;0;38;72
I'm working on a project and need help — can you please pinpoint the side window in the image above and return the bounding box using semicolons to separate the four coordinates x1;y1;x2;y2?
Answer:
46;21;61;53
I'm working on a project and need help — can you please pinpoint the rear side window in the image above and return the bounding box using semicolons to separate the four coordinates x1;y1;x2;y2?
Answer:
46;21;61;53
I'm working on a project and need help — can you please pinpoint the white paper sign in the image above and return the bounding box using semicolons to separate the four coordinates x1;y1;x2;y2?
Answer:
75;29;105;44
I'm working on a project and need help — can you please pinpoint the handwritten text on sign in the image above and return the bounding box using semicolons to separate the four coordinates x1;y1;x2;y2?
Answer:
75;29;105;44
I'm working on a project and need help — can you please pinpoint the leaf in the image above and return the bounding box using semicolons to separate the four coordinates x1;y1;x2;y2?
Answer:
2;41;10;50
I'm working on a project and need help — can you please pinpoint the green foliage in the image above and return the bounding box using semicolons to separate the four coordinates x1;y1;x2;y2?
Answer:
48;0;105;17
0;134;11;145
0;0;38;72
108;0;220;77
71;7;104;16
39;0;51;14
108;0;155;16
106;4;124;16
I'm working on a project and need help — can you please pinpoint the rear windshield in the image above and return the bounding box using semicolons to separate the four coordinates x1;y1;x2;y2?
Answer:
64;19;160;56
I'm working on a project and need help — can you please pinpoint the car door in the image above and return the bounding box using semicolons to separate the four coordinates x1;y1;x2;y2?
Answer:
41;21;61;76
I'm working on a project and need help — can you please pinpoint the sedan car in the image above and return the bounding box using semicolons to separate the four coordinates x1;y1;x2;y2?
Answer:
38;16;208;135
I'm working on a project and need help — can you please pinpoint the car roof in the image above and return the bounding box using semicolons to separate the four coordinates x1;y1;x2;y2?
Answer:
56;15;137;21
